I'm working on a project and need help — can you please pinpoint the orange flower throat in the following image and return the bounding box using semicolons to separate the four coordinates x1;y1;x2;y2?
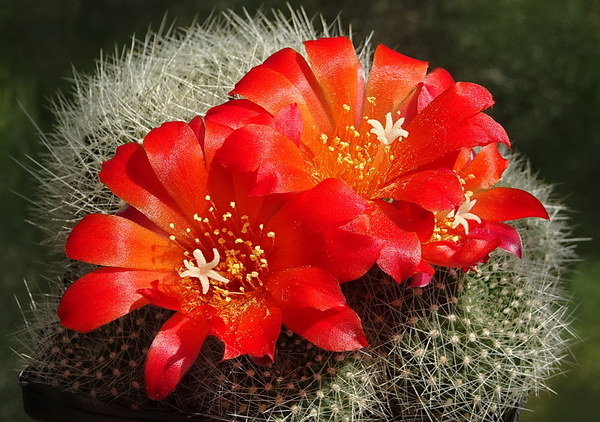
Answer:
162;196;275;313
308;98;408;199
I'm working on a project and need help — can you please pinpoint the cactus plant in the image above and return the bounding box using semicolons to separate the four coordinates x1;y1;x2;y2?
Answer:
18;8;575;422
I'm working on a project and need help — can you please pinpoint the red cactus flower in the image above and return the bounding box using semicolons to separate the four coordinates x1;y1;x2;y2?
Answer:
419;144;549;268
57;118;381;400
216;36;510;284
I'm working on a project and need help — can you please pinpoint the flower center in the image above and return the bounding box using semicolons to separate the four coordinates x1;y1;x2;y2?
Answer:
367;112;409;146
431;189;482;243
180;248;229;295
164;197;275;312
309;100;408;198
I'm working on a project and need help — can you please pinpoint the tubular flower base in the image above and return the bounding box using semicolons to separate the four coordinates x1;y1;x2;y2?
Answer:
218;36;547;284
17;9;575;422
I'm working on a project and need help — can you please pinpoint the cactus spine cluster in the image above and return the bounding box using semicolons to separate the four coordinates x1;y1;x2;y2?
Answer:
18;9;575;422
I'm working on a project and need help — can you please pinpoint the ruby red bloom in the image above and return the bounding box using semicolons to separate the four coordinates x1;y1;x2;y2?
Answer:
57;118;380;400
419;144;549;268
216;36;510;284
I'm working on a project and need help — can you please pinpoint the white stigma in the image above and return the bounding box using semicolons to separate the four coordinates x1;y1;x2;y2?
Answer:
448;194;482;235
180;248;229;294
367;112;409;146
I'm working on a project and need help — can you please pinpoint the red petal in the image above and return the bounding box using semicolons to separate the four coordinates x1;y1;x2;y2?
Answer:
143;121;210;219
116;206;168;237
282;305;367;351
205;99;272;130
304;37;364;125
265;178;369;239
99;142;194;243
203;99;274;165
271;103;303;146
394;82;507;174
458;144;508;191
137;283;183;312
471;187;549;222
66;214;184;270
392;201;435;243
57;268;165;332
406;260;436;287
364;44;428;121
145;311;209;400
187;115;205;141
267;267;349;311
367;200;422;283
216;123;314;195
417;68;456;112
231;48;333;136
234;302;282;362
206;310;241;360
470;222;523;258
382;168;464;212
268;227;381;282
422;237;501;268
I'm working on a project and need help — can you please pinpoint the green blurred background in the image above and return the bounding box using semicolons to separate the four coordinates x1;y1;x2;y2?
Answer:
1;0;599;420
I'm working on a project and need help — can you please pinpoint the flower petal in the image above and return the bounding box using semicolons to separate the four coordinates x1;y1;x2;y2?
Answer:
145;311;209;400
394;82;509;174
234;302;282;362
267;267;349;311
471;187;550;222
268;227;381;282
215;123;314;195
265;178;370;239
367;200;422;283
99;142;194;243
116;205;168;236
66;214;184;270
416;67;456;112
304;37;364;125
364;44;428;121
203;99;274;164
231;48;333;135
57;268;167;332
137;280;184;312
282;305;368;351
469;222;523;258
382;168;464;212
143;121;210;219
457;144;508;191
422;237;501;268
407;259;436;288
